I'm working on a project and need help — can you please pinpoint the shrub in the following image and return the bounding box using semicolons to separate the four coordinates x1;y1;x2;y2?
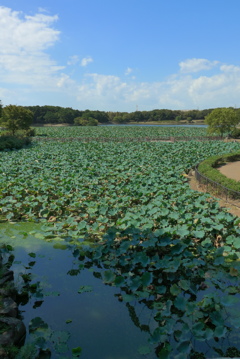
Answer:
231;128;240;138
23;128;36;137
0;135;32;151
74;117;98;126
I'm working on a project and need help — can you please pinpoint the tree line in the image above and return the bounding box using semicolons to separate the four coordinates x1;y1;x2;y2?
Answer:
23;105;214;125
1;102;240;138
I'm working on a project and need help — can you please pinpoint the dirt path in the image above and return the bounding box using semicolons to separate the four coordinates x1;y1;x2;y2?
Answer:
188;168;240;218
218;160;240;181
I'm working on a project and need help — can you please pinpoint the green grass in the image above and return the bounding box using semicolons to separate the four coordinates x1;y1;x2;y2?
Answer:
198;151;240;193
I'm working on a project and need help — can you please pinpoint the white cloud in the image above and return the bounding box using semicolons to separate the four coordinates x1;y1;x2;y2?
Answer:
0;6;63;89
72;60;240;111
220;64;240;73
67;55;80;66
57;74;76;89
125;67;133;75
80;56;93;67
0;9;239;113
179;58;219;73
38;7;49;13
0;7;60;53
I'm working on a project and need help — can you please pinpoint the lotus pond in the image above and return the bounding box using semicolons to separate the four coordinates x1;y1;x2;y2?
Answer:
1;126;240;358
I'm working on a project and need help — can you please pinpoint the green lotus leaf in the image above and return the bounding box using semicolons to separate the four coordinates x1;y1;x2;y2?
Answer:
29;317;49;333
138;345;152;355
72;347;82;357
193;230;205;239
102;270;115;284
122;294;135;302
170;284;181;296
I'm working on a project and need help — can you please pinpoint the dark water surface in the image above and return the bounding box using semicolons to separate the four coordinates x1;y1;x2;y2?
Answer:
101;124;207;128
0;223;155;359
1;223;240;359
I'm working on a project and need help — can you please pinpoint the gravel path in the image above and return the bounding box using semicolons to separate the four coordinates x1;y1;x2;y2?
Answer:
188;168;240;218
218;161;240;181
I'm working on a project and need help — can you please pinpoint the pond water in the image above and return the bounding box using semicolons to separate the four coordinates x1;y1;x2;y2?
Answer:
0;223;155;359
101;124;207;128
1;222;240;359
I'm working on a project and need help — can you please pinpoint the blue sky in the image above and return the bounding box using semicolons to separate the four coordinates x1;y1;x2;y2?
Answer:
1;0;240;112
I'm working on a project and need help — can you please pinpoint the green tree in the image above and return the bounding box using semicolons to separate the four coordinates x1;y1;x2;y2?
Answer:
204;107;239;137
175;115;183;122
112;115;128;124
0;100;3;118
74;117;98;126
1;105;33;135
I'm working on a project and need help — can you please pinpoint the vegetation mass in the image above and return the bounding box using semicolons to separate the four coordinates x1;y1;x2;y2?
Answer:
1;126;240;358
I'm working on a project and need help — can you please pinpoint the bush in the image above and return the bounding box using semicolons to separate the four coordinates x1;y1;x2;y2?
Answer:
0;135;32;151
74;117;98;126
230;128;240;138
23;128;36;137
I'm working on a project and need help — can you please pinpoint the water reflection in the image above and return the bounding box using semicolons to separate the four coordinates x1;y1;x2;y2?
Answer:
0;223;153;359
1;223;240;358
78;226;240;359
101;124;207;128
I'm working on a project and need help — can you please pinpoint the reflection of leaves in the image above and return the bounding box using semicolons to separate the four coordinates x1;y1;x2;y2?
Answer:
28;261;36;267
33;300;44;309
28;252;36;258
127;303;150;333
93;271;101;279
67;269;80;276
82;222;240;357
44;291;60;297
21;273;32;283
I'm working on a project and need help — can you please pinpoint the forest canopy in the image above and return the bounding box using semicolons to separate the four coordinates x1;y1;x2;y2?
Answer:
0;103;239;127
23;105;217;125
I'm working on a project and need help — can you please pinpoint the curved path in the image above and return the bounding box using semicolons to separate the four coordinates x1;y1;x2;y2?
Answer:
189;162;240;217
218;161;240;181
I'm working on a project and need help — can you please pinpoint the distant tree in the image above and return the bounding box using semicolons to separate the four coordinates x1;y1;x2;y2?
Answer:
43;109;60;124
175;115;183;122
0;100;3;118
205;107;239;137
74;117;98;126
58;107;79;124
1;105;33;135
187;117;193;123
112;115;126;124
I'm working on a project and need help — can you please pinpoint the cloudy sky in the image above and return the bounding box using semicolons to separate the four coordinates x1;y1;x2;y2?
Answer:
0;0;240;112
